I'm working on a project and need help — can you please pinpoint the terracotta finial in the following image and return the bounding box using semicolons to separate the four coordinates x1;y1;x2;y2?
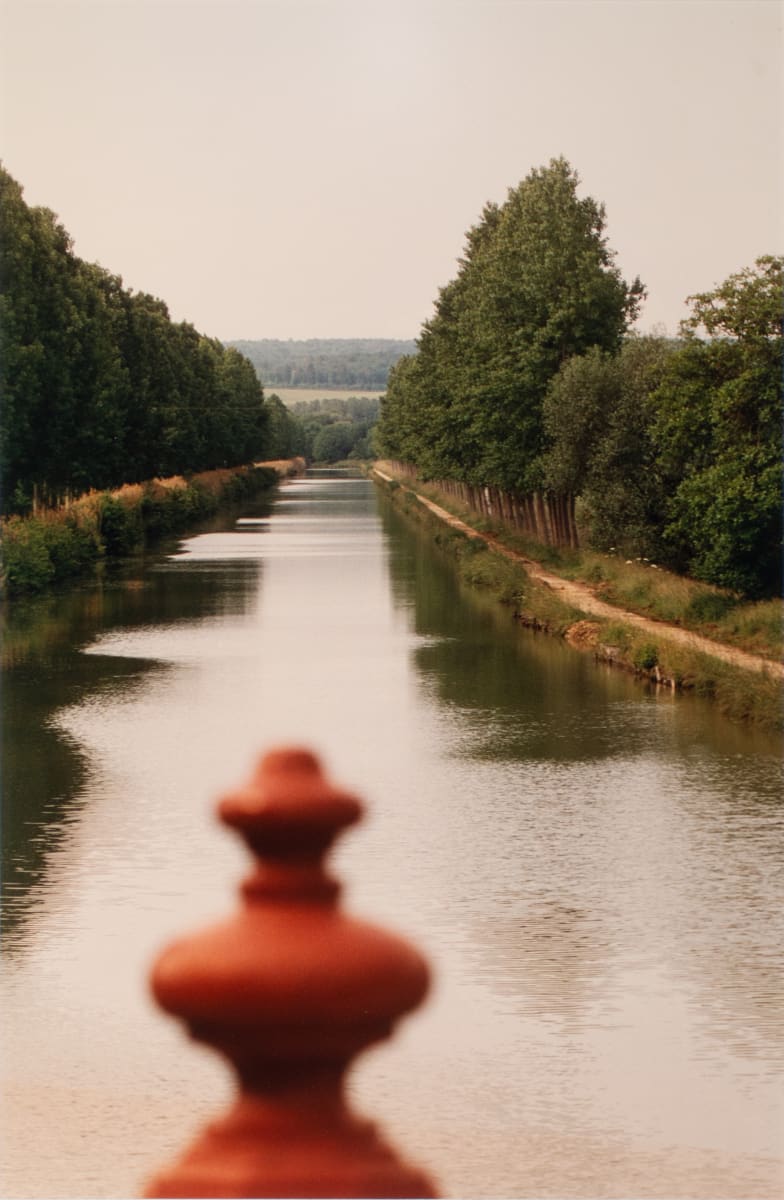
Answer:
143;747;437;1199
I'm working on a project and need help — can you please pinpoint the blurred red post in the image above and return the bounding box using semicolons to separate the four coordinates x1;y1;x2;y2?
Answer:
143;747;437;1199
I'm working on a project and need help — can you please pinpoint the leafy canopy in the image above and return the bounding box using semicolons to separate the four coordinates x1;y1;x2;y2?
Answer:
376;157;644;491
0;164;271;511
651;256;783;595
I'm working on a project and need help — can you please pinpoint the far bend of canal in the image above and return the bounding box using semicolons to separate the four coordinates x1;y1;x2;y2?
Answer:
2;470;782;1200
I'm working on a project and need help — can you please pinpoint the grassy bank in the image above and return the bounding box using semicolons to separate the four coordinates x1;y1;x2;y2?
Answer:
375;469;783;734
1;464;282;598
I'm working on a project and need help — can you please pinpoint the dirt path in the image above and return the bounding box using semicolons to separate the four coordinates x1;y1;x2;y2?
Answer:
373;469;783;681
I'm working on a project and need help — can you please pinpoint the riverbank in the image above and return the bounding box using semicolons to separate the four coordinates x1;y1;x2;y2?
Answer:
372;464;783;732
1;459;305;599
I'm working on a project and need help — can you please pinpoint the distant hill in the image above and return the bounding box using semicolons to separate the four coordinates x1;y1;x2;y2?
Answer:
227;338;416;391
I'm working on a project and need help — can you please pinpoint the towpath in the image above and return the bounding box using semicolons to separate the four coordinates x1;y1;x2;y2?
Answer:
372;468;783;681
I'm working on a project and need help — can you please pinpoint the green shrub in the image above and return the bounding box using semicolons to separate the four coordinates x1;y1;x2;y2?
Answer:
221;473;252;502
181;483;218;521
2;465;279;599
166;487;195;524
99;495;143;555
2;519;55;593
139;488;175;537
45;516;101;577
632;641;659;671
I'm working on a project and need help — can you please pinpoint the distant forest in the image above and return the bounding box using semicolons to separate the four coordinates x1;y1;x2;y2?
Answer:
228;339;416;391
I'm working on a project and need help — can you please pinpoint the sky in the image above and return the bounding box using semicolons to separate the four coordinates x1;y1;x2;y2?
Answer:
1;0;781;342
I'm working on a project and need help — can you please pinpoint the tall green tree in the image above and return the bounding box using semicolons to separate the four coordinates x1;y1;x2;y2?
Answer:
0;169;47;509
458;161;643;490
0;164;272;511
213;345;270;466
260;394;304;460
0;176;105;508
375;158;644;491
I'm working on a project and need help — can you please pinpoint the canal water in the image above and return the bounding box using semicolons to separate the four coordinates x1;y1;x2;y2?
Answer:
1;471;782;1199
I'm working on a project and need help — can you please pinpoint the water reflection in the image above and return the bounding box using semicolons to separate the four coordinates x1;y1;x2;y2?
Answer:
1;475;782;1199
372;488;784;1179
380;492;783;766
380;495;665;763
1;506;267;945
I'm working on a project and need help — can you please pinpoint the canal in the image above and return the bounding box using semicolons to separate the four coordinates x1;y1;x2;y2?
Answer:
1;470;782;1198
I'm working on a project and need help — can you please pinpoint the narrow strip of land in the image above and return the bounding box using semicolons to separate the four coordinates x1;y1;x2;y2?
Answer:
373;468;784;681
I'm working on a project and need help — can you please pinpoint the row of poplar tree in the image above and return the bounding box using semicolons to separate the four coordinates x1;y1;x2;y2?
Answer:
375;159;782;598
0;166;269;514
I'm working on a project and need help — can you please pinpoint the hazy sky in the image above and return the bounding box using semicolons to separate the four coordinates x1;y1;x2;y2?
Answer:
1;0;781;341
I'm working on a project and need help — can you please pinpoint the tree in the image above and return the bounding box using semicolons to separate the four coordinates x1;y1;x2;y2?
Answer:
0;174;102;508
0;168;47;509
312;422;356;463
651;257;783;595
264;394;306;459
375;158;644;492
542;336;676;555
681;255;782;341
0;164;272;510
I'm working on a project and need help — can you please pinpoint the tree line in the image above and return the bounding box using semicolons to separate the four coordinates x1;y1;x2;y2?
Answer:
228;339;415;391
1;166;270;514
265;395;379;463
375;158;782;597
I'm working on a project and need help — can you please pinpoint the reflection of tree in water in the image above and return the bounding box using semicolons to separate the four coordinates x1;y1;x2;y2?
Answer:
378;490;784;1064
1;552;262;947
379;493;655;765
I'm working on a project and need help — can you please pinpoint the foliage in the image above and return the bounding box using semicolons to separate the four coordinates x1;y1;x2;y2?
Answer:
681;255;782;340
264;394;308;460
98;495;144;556
311;422;357;463
288;395;380;423
1;466;277;597
380;465;783;662
651;256;783;596
228;339;415;391
0;165;272;514
46;513;102;577
381;471;783;731
375;157;644;490
374;153;779;599
1;507;102;593
541;257;782;597
543;336;677;556
281;395;379;461
1;519;57;592
632;642;659;671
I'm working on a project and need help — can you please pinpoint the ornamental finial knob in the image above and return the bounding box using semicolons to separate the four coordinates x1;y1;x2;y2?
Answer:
143;747;437;1198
